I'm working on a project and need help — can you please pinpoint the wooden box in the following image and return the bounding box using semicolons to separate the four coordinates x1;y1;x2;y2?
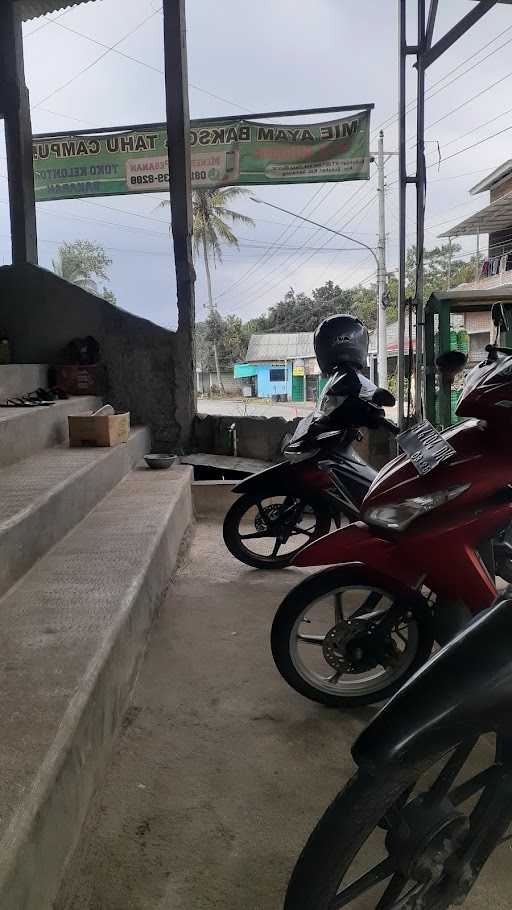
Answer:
68;412;130;448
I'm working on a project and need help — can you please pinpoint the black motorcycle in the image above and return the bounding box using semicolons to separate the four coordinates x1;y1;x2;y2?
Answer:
222;371;395;570
284;589;512;910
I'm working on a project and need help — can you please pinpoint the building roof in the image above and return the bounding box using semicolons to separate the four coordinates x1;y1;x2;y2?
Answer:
245;332;315;362
16;0;98;21
440;192;512;238
470;160;512;196
370;318;416;355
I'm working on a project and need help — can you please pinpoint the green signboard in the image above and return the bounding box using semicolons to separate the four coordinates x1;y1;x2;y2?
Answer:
32;111;371;202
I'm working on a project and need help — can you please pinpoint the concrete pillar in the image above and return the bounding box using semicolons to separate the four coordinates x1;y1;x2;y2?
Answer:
0;1;38;265
162;0;196;446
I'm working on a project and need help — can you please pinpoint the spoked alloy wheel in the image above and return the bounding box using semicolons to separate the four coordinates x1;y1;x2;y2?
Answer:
223;493;331;570
285;734;512;910
271;567;433;707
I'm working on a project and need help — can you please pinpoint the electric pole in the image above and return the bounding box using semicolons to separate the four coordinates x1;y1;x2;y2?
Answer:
377;130;388;389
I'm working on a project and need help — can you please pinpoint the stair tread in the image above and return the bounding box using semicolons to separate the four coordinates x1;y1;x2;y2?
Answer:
0;396;96;424
0;465;191;849
0;428;146;528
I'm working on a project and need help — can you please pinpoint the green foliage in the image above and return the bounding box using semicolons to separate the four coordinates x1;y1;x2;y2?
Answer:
405;243;478;301
52;240;116;303
191;187;255;264
195;242;475;370
195;311;248;371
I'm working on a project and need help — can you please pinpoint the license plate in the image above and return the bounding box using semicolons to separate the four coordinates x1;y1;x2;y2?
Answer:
397;420;456;475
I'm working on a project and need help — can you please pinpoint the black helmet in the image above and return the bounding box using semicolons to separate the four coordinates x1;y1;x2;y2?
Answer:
314;314;369;374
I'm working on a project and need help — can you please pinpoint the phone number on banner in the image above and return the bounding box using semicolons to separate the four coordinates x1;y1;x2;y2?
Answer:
125;156;222;191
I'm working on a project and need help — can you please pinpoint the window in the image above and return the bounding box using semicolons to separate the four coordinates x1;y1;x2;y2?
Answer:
269;368;286;382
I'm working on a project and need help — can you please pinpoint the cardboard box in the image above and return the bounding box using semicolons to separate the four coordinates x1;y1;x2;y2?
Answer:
68;412;130;448
53;364;102;396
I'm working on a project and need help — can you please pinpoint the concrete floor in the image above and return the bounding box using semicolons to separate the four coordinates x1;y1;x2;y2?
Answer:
56;521;367;910
56;521;512;910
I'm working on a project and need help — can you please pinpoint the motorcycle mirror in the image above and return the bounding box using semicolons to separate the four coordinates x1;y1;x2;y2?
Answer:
372;388;395;407
435;350;467;379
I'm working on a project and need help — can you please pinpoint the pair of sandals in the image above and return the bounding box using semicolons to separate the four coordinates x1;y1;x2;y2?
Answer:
0;387;68;408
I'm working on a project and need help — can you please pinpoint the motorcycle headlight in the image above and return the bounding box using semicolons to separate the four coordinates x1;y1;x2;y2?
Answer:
363;483;470;531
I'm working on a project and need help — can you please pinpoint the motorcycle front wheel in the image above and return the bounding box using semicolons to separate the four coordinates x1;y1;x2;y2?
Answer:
285;734;510;910
271;565;434;707
222;493;331;570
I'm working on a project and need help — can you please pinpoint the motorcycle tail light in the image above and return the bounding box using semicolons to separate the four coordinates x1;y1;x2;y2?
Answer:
363;483;470;532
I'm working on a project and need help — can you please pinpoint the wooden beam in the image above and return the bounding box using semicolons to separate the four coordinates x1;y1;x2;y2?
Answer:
0;1;38;264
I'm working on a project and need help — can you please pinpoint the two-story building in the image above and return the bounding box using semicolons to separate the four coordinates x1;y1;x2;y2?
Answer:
441;158;512;360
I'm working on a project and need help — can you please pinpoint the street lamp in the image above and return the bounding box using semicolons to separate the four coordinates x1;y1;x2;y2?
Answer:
249;196;386;385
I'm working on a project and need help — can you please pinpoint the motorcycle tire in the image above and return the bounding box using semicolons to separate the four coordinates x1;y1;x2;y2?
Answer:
285;735;506;910
223;493;332;570
271;565;434;707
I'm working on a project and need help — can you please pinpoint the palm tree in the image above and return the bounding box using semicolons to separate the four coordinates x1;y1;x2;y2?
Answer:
162;187;254;389
52;251;99;294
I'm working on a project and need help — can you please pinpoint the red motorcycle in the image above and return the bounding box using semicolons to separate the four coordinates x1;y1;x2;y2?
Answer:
271;320;512;708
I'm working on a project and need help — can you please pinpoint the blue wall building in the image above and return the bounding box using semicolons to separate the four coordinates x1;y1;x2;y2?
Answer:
234;361;292;398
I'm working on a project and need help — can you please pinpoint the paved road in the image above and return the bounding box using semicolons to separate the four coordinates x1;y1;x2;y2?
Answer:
197;397;398;423
197;397;312;420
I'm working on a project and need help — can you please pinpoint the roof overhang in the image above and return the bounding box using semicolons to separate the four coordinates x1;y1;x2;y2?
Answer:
429;285;512;314
470;159;512;196
440;192;512;238
16;0;98;21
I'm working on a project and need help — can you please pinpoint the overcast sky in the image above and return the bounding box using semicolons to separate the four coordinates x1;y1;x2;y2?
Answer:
2;0;512;328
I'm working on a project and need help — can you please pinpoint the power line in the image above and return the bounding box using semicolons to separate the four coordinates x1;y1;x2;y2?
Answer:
218;194;378;315
31;7;163;109
373;22;512;140
38;14;251;112
214;179;377;305
424;66;512;136
23;9;70;38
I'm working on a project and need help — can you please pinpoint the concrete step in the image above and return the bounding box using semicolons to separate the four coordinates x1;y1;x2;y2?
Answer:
0;464;193;910
0;364;48;400
0;427;150;599
0;396;100;467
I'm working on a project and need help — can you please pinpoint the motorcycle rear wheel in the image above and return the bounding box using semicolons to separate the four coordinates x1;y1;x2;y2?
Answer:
271;565;434;706
285;734;509;910
223;493;332;570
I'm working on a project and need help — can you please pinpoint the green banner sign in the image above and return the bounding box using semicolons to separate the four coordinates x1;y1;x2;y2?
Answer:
32;111;371;202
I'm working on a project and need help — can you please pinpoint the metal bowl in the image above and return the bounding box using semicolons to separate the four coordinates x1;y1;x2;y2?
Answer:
144;454;178;470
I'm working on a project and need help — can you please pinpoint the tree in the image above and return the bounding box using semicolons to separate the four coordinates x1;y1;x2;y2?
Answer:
405;243;478;301
195;311;248;378
52;240;117;303
162;187;254;388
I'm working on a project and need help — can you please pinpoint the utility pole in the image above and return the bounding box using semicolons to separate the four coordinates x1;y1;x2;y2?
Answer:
377;130;388;389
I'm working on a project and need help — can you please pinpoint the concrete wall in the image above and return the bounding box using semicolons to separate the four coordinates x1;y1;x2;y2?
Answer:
192;413;395;468
0;264;195;452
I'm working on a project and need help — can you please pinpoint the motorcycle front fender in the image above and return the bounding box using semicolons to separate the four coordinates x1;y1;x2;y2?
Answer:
353;594;512;769
291;522;422;588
